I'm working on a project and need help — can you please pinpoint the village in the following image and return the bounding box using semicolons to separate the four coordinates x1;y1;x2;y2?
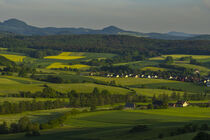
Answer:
124;100;190;110
90;72;210;87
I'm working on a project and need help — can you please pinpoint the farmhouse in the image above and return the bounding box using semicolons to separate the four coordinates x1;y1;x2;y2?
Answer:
124;103;136;109
175;101;189;107
207;82;210;87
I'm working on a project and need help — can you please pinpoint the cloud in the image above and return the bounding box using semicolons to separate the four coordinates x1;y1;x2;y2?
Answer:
0;0;210;33
203;0;210;9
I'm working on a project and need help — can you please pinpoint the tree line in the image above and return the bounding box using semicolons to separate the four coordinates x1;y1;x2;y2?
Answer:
1;35;210;59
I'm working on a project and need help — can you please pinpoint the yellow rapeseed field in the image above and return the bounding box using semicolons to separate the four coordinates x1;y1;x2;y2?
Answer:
44;52;85;60
0;54;26;62
46;63;89;69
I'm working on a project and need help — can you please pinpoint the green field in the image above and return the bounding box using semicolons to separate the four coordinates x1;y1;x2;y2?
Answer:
141;66;169;71
0;76;131;95
150;54;210;61
173;63;210;75
48;83;131;94
133;88;186;97
1;107;210;140
0;108;72;124
91;77;210;93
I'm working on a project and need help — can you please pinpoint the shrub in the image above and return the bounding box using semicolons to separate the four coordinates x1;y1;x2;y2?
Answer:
200;124;209;131
129;125;149;133
193;132;210;140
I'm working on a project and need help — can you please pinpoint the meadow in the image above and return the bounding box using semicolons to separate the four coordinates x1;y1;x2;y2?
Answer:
1;107;210;140
141;66;169;71
0;75;131;95
149;54;210;61
173;63;210;75
132;88;186;97
48;83;131;94
91;76;210;93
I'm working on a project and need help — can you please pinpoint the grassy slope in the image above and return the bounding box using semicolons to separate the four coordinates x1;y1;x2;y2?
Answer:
91;77;209;93
48;83;130;94
2;107;210;140
0;76;130;95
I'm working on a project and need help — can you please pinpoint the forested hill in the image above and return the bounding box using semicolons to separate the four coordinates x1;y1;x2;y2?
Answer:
0;35;210;56
0;55;15;66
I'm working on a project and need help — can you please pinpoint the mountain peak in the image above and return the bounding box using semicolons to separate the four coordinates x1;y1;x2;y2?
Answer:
102;26;124;33
3;18;27;27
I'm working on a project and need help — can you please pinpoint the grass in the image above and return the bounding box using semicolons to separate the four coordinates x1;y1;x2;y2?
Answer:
90;76;210;93
2;107;210;140
141;66;169;71
46;63;90;69
0;97;69;104
0;75;130;95
0;108;72;124
48;83;131;94
0;76;45;95
173;63;210;75
150;54;210;61
132;88;186;97
0;54;26;62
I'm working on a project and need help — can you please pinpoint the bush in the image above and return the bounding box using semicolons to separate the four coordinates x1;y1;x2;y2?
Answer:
25;130;41;137
193;132;210;140
158;133;164;139
129;125;149;133
200;124;209;131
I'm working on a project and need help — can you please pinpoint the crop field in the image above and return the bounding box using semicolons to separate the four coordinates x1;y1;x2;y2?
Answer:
0;53;26;62
150;54;210;61
0;108;72;124
44;52;85;60
132;88;186;97
114;60;160;69
91;76;182;86
2;107;210;140
46;62;90;69
0;76;45;95
90;76;210;93
0;75;130;95
0;48;8;51
0;97;69;104
48;83;131;94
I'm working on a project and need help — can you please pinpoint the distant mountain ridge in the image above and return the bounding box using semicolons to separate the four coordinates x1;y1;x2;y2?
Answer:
0;18;205;40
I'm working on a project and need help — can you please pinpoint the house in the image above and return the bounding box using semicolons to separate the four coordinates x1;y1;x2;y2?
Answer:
194;69;200;74
169;76;173;80
207;82;210;87
124;103;136;109
175;101;189;107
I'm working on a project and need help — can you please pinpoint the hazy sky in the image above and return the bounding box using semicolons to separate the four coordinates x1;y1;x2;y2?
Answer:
0;0;210;34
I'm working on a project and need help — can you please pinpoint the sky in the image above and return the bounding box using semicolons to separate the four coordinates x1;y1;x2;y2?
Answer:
0;0;210;34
